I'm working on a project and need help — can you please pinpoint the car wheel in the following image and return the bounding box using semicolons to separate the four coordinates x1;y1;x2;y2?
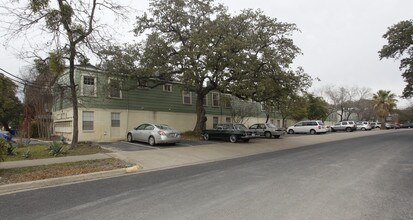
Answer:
243;139;250;143
229;135;237;143
203;133;210;141
310;129;316;135
127;133;133;142
288;129;294;134
264;131;272;138
361;127;366;131
148;136;156;146
274;135;280;139
346;127;352;132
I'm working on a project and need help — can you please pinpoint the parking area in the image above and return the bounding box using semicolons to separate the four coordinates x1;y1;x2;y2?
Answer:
99;128;401;152
100;139;221;152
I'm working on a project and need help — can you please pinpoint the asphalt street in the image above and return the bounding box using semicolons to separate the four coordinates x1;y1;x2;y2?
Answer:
1;130;412;220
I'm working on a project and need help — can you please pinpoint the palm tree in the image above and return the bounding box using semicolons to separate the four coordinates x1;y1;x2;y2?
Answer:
373;90;397;129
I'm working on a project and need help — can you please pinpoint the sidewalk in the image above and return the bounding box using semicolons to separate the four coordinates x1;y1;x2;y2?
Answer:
0;129;402;194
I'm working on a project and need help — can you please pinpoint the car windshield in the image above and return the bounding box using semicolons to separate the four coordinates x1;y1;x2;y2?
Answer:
234;124;247;130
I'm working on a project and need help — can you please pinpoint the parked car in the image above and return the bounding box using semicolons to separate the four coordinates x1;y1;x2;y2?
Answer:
385;122;400;129
0;131;11;141
287;120;327;135
249;123;284;138
202;123;256;143
331;121;357;132
127;123;181;146
356;121;372;131
400;122;413;128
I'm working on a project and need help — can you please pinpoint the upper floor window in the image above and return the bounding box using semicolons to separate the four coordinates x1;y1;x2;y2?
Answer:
182;91;192;105
212;92;220;107
108;79;122;99
163;84;172;92
82;75;96;96
137;80;148;89
203;94;208;106
223;95;231;108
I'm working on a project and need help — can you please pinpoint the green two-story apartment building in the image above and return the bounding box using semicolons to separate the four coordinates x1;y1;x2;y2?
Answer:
52;66;283;142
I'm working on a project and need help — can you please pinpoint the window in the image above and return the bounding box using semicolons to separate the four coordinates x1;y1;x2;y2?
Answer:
203;94;208;106
182;91;192;105
223;95;231;108
225;117;231;123
108;79;122;99
82;111;94;131
212;92;220;107
82;76;96;96
111;113;120;127
137;81;148;89
163;84;172;92
213;116;219;128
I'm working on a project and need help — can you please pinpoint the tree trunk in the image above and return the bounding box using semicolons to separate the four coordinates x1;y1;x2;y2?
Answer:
265;113;270;123
69;49;79;147
193;95;207;135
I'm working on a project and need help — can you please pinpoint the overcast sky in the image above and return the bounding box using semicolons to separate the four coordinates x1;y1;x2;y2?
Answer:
1;0;412;107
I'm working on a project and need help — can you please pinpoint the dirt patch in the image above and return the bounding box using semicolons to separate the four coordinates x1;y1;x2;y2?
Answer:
0;158;130;185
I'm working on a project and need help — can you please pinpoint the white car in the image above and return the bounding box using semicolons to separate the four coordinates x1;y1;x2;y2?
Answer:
356;121;372;131
287;120;327;135
127;123;181;145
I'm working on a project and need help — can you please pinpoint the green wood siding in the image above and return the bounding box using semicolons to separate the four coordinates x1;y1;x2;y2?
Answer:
53;67;276;118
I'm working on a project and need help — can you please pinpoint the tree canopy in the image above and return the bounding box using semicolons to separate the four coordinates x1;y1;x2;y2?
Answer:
373;90;397;129
1;0;129;146
0;75;22;131
101;0;310;133
379;20;413;98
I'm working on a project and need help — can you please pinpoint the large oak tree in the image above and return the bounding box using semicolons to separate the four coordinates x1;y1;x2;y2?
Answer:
379;20;413;98
130;0;306;133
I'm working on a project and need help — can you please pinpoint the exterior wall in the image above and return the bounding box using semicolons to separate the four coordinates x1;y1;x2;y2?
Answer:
53;107;274;142
52;67;284;142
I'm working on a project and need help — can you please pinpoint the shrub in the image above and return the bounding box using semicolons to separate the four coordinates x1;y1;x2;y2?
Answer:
48;141;64;156
7;142;17;156
21;148;31;159
0;138;7;161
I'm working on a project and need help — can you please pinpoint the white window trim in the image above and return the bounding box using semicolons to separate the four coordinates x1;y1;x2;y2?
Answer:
203;94;208;106
81;75;97;97
108;78;122;99
163;84;172;92
82;111;94;131
212;92;220;107
182;91;192;105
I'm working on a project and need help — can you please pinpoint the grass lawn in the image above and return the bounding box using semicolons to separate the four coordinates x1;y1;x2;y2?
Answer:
4;142;111;162
0;142;130;185
0;158;130;185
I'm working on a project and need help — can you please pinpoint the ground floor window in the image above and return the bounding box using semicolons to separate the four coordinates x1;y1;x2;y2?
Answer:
82;111;94;131
111;112;120;127
213;116;219;128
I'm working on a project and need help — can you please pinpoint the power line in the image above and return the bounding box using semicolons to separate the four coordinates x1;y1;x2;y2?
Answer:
0;67;46;89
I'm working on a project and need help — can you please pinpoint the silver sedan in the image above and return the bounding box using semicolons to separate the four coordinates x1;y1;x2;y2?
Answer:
127;123;181;146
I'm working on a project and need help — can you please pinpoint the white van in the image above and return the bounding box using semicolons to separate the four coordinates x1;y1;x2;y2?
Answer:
287;120;327;134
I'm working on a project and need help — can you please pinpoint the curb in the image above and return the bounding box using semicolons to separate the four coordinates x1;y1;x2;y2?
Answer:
0;165;141;195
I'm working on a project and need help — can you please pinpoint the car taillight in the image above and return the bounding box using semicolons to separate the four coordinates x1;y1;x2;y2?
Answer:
318;125;321;129
158;131;166;136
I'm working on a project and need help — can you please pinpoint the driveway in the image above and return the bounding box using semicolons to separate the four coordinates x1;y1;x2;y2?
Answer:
100;139;220;152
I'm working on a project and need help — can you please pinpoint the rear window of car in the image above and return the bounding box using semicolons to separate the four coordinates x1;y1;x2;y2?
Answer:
234;124;247;130
267;123;277;128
